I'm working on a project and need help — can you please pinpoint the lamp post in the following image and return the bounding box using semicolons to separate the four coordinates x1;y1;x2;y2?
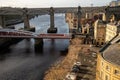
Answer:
77;6;82;33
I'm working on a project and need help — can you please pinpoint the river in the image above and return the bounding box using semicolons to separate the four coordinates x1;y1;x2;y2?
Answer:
0;14;69;80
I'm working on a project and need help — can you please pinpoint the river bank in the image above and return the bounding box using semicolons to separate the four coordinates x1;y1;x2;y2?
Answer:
43;37;99;80
44;38;82;80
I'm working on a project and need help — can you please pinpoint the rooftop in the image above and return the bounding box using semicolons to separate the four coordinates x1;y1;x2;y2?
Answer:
103;43;120;65
100;34;120;66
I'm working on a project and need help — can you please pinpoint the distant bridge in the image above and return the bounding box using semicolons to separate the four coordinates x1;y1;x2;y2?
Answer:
0;29;71;39
0;7;106;15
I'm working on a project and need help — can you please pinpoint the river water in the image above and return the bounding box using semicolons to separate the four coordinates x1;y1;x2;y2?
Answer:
0;14;69;80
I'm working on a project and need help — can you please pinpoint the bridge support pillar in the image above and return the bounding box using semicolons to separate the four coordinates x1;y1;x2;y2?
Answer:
0;15;6;28
23;14;30;29
77;6;82;33
47;7;57;33
23;8;30;30
34;38;44;53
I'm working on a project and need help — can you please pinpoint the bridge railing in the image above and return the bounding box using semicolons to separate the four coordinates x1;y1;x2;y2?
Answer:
0;31;71;39
37;34;71;39
0;30;34;37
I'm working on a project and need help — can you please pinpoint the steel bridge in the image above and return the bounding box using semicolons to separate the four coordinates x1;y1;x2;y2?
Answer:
0;29;71;39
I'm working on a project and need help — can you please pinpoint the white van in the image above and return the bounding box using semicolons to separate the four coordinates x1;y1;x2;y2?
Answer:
65;72;77;80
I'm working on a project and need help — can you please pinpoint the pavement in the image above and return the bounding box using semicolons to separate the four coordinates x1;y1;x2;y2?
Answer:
44;37;100;80
76;44;100;80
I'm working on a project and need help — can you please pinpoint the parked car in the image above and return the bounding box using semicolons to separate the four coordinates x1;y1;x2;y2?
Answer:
71;65;80;73
92;52;97;58
74;62;82;66
65;72;77;80
71;68;80;73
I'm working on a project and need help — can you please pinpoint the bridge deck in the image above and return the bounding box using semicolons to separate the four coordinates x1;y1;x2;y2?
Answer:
0;29;71;39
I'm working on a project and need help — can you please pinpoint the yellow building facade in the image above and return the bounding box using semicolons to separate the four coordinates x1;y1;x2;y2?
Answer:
94;20;120;46
81;23;90;34
65;13;78;30
65;13;91;34
105;23;117;43
94;20;106;46
96;34;120;80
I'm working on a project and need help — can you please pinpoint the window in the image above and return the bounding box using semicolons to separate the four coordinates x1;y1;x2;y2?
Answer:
97;42;99;45
105;75;109;80
106;65;110;71
101;42;104;45
100;71;103;79
101;62;104;66
74;26;76;28
114;70;120;75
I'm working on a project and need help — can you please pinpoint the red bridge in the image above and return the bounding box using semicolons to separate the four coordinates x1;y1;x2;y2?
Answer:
0;29;71;39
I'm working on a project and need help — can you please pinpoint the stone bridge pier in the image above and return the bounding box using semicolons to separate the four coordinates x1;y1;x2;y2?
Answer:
47;7;57;33
23;8;30;29
23;8;35;32
34;38;44;53
0;15;6;28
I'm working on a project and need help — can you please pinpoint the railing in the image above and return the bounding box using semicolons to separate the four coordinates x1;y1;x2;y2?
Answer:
0;29;71;39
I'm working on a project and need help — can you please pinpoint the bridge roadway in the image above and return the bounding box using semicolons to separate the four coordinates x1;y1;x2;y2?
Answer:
0;6;106;15
0;29;71;39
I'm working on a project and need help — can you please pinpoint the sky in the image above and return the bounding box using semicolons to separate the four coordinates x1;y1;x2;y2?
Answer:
0;0;113;8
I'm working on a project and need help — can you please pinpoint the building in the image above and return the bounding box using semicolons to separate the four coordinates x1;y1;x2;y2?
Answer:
105;23;117;43
94;19;120;46
94;20;106;46
110;0;120;6
65;13;78;30
118;0;120;5
82;23;90;34
96;33;120;80
65;13;92;34
110;1;117;6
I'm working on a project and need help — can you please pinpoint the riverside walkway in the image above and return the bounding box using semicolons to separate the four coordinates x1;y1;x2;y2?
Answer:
44;38;82;80
44;37;99;80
